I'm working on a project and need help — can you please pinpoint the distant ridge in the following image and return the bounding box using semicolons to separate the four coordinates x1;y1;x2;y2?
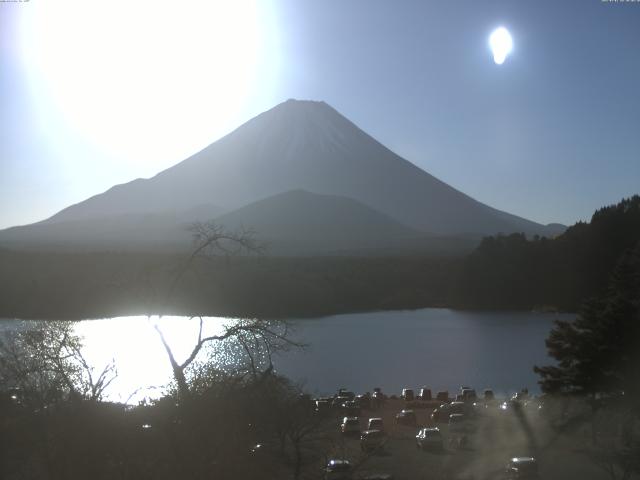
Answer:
214;189;424;255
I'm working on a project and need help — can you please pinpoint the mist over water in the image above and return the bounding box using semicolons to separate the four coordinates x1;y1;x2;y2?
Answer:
1;309;570;403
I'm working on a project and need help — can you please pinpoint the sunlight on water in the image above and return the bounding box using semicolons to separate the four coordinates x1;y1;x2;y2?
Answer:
1;309;566;404
74;316;230;404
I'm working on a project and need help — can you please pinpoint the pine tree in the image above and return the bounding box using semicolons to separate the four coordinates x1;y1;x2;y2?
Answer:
534;242;640;406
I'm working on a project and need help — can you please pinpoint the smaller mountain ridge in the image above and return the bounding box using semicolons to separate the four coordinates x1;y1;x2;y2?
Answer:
214;189;424;254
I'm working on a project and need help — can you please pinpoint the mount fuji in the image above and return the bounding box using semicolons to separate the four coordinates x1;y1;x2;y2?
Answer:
0;99;564;253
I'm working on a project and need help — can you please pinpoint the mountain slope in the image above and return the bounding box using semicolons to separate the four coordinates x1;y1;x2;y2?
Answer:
5;99;563;249
0;189;480;255
0;204;223;252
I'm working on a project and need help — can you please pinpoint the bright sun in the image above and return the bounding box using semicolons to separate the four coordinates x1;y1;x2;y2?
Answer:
489;27;513;65
19;0;264;167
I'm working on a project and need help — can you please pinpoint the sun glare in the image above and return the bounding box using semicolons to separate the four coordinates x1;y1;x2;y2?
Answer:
489;27;513;65
74;316;229;403
18;0;265;169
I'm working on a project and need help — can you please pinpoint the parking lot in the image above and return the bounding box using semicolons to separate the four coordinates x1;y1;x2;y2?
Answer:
320;393;610;480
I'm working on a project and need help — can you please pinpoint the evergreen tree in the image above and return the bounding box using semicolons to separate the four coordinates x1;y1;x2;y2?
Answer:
534;242;640;405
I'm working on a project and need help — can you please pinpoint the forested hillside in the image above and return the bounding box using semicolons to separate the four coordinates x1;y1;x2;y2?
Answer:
455;196;640;310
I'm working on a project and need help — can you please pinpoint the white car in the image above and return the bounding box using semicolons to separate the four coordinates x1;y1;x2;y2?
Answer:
401;388;415;401
415;427;443;450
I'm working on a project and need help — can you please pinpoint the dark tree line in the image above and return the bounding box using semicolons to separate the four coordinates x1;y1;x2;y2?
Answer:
455;195;640;311
0;250;457;320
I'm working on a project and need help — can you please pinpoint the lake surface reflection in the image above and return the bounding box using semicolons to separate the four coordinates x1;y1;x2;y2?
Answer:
0;309;573;403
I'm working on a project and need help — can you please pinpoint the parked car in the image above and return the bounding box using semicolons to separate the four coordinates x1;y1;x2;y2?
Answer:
461;388;477;402
504;457;539;479
448;413;474;435
337;389;356;400
367;417;384;431
470;400;490;415
431;401;466;422
341;416;360;435
325;459;353;480
395;409;417;426
418;387;432;401
371;391;385;409
523;397;543;415
357;394;371;410
341;400;361;416
511;389;530;403
416;427;443;450
332;395;352;408
360;429;386;452
316;399;331;413
401;388;415;401
436;390;449;402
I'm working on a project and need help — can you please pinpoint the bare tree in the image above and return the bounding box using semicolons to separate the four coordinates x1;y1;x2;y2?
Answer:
161;221;263;311
155;316;300;402
243;375;334;480
0;321;116;407
153;221;302;403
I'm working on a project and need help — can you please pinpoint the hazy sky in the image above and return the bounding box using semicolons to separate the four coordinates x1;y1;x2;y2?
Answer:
1;0;639;229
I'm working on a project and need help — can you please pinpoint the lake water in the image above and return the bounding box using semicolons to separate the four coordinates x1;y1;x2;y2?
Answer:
0;308;573;403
